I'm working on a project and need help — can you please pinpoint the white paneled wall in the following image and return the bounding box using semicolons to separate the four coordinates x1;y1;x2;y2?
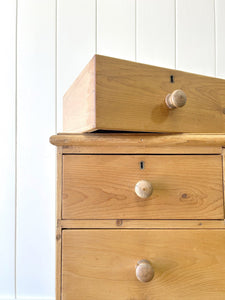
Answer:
137;0;176;68
1;0;225;299
216;0;225;78
0;0;16;298
176;0;216;76
97;0;135;60
57;0;96;132
17;0;55;298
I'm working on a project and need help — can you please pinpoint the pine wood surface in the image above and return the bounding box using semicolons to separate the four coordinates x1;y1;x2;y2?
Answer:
63;55;225;133
62;154;224;220
50;133;225;154
53;137;225;300
63;56;96;133
51;133;225;146
62;229;225;300
62;145;221;154
60;219;225;229
56;147;62;300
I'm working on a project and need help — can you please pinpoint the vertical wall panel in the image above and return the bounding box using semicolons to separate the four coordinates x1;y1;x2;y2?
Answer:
17;0;55;297
176;0;215;76
136;0;175;68
215;0;225;79
97;0;135;61
57;0;96;132
0;0;16;297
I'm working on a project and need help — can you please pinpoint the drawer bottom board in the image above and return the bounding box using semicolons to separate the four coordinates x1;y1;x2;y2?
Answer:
61;229;225;300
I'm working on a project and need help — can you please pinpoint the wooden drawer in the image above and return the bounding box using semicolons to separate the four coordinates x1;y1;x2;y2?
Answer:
62;154;224;220
62;229;225;300
63;55;225;134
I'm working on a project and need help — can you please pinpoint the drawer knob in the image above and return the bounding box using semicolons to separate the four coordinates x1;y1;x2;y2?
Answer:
136;259;154;282
165;89;187;109
135;180;153;198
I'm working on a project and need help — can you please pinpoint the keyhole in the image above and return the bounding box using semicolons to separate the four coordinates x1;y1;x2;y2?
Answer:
170;75;174;83
140;161;144;170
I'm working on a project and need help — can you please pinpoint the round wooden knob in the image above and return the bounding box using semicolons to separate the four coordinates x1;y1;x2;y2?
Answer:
136;259;154;282
135;180;153;199
165;89;187;109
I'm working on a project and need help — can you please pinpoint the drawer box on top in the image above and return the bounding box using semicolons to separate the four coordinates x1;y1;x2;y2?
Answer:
62;154;223;220
62;229;225;300
63;55;225;133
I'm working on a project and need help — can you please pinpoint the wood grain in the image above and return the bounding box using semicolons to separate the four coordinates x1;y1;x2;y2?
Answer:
222;148;225;219
56;148;62;300
63;55;225;133
62;145;221;154
63;55;96;133
50;133;225;154
62;154;224;220
50;133;225;146
95;55;225;133
62;229;225;300
60;219;225;229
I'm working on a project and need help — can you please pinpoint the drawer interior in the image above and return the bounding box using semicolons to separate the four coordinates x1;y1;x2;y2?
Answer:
62;154;224;220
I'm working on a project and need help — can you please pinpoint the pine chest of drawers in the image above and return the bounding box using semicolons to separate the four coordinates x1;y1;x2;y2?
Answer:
50;133;225;300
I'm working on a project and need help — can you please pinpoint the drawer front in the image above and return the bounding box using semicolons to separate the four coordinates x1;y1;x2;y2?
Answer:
63;55;225;134
62;155;224;219
96;56;225;134
62;229;225;300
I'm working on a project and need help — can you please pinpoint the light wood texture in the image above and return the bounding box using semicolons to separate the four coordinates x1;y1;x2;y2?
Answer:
56;227;61;300
136;0;175;68
60;219;225;229
50;133;225;151
57;0;96;131
62;154;223;220
0;0;16;295
176;0;215;76
63;55;225;133
97;0;135;60
63;56;96;133
62;229;225;299
56;148;62;300
62;145;221;154
51;132;223;155
57;148;63;222
222;148;225;219
17;0;56;296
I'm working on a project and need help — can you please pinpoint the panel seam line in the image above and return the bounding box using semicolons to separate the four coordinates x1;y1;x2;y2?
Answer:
135;0;137;61
175;0;177;69
214;0;217;77
55;0;57;134
15;0;18;297
95;0;97;54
